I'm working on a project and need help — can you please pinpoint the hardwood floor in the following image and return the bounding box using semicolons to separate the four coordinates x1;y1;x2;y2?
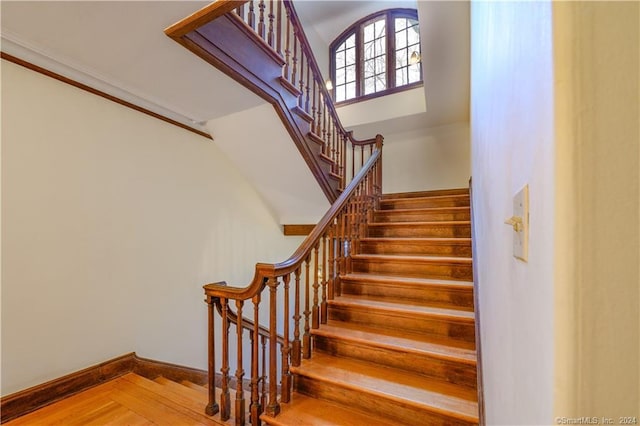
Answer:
5;373;229;426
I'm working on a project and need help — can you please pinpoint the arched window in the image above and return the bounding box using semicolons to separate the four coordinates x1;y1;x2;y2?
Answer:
330;9;422;104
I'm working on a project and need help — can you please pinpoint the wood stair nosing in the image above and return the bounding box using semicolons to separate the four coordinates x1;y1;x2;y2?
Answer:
367;221;471;238
291;354;479;426
260;393;398;426
339;273;475;310
373;207;471;222
359;237;472;257
379;196;471;210
351;254;473;281
327;297;476;344
311;324;478;388
381;188;470;199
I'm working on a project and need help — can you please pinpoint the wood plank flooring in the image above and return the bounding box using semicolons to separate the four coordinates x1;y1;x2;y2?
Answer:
5;373;228;426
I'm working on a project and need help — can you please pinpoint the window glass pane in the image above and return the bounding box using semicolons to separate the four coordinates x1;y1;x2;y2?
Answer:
346;82;356;99
364;59;375;78
375;37;386;56
346;47;356;65
345;34;355;48
396;30;407;49
364;77;375;95
375;56;386;74
364;23;374;42
364;41;375;60
396;17;407;31
408;24;420;45
408;64;421;83
336;68;346;85
336;85;346;102
337;41;346;52
396;68;407;86
375;77;386;91
346;65;356;82
396;48;408;68
335;50;345;68
374;19;385;37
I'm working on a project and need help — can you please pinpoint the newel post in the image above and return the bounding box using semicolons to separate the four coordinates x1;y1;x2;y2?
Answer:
375;134;384;206
205;295;220;416
265;277;281;417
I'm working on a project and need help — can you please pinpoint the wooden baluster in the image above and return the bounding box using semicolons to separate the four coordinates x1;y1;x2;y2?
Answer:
315;93;323;137
305;60;311;113
327;224;335;305
258;0;266;39
361;145;365;168
291;267;302;367
291;29;298;88
303;256;311;359
250;295;261;426
351;144;356;180
267;0;275;48
205;296;219;416
281;274;291;403
283;7;291;80
322;101;328;144
260;335;267;417
220;298;231;421
248;1;255;30
312;80;318;141
312;243;320;329
321;234;328;324
235;300;246;426
265;277;280;417
276;1;283;57
331;124;337;173
342;134;348;186
298;52;305;108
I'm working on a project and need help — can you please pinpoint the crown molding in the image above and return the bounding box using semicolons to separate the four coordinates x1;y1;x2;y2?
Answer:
1;31;210;136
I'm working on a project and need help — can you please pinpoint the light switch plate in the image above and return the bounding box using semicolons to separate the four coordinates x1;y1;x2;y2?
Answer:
513;184;529;261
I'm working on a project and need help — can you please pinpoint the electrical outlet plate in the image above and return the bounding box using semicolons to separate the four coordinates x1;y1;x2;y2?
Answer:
513;185;529;261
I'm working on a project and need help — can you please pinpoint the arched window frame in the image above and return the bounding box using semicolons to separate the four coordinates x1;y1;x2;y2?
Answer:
329;8;423;105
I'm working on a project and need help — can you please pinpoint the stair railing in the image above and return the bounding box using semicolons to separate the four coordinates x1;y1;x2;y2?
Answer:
204;136;382;425
231;0;378;190
166;0;379;196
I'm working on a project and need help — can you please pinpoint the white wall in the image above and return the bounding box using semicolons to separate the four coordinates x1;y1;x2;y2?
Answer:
381;122;470;194
553;1;639;418
1;60;303;396
471;1;555;424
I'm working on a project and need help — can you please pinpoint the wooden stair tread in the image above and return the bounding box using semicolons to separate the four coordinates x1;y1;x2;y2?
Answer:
260;393;397;426
368;220;471;226
319;319;476;349
382;188;469;199
383;193;469;200
329;296;475;320
362;236;471;242
342;272;473;287
375;206;470;213
180;380;208;395
352;253;472;264
291;354;478;421
312;322;477;363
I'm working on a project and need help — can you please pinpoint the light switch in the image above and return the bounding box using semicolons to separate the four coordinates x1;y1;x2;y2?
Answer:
504;185;529;262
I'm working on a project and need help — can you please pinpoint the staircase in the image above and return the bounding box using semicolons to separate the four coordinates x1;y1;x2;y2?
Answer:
261;188;478;425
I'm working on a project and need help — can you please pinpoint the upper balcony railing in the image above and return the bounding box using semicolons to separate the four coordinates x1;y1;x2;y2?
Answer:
166;0;380;201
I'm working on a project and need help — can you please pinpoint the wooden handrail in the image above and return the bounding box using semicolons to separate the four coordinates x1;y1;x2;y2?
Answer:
203;134;382;300
204;135;383;423
166;3;387;423
166;0;381;199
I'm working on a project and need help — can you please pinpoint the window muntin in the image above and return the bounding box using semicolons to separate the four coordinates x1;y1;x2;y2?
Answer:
330;9;422;104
